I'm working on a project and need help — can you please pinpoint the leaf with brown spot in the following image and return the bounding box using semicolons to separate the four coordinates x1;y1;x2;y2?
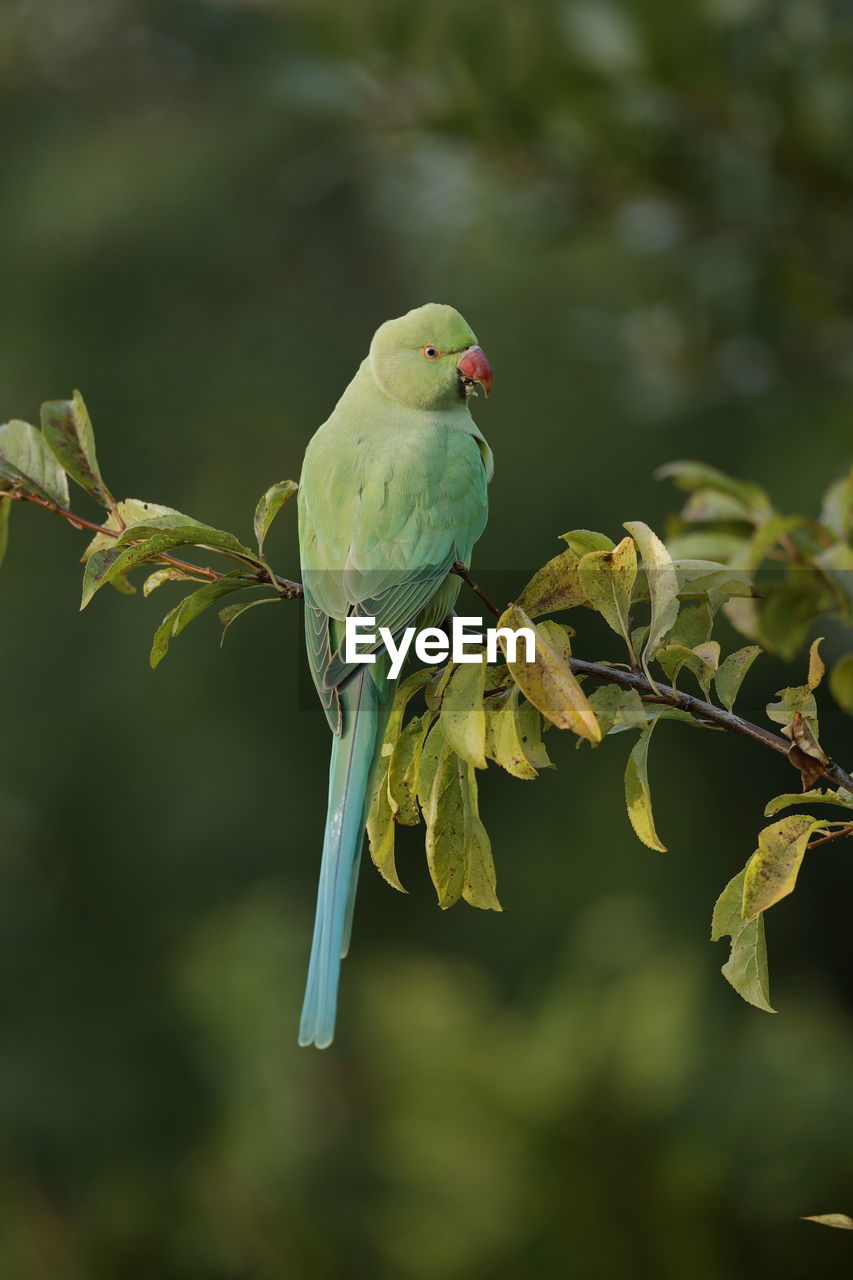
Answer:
499;604;600;742
41;391;113;508
742;814;829;918
515;547;587;617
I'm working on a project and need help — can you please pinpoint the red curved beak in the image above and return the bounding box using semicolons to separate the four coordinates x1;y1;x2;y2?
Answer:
457;345;493;397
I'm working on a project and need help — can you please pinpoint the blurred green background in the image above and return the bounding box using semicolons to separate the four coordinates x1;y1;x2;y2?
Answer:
2;1;853;1276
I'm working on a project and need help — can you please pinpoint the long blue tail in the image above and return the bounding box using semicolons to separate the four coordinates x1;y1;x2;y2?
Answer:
299;669;386;1048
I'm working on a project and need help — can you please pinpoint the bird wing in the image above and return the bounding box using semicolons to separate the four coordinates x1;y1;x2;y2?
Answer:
299;419;488;730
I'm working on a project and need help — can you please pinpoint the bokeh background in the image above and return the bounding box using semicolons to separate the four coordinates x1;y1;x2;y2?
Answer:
1;1;853;1276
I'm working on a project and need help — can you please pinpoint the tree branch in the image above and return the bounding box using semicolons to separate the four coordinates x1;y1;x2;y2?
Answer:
7;489;303;598
10;486;851;794
807;824;853;851
451;561;501;619
567;657;853;793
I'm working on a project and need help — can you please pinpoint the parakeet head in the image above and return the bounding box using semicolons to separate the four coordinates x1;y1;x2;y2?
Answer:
368;303;493;410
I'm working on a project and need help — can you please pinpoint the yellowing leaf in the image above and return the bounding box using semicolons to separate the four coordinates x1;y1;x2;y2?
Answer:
388;711;434;825
577;535;637;649
764;789;853;817
367;668;436;891
484;685;538;779
624;520;680;683
462;764;501;911
499;604;600;743
807;637;825;690
711;868;775;1013
416;721;447;811
0;496;10;569
366;760;401;892
586;685;647;737
624;716;666;851
801;1214;853;1230
424;742;469;909
515;547;586;617
440;658;487;769
514;698;552;771
742;814;829;918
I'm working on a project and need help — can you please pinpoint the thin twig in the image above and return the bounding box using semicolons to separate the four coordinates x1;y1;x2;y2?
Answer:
451;561;501;619
8;489;303;598
807;824;853;851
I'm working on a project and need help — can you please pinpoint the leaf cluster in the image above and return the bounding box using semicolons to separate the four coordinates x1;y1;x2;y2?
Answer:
2;397;852;1016
0;393;298;662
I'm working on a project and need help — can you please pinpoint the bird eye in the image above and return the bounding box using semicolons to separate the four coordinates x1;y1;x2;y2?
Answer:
422;345;440;359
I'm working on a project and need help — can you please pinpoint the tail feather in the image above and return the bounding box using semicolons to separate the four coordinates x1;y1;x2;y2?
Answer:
299;670;386;1048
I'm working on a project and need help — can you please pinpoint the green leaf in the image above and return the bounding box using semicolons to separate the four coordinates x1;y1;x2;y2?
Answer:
82;499;183;561
764;789;853;817
672;559;754;599
484;685;539;779
586;685;647;737
714;645;762;712
366;667;437;892
462;764;501;911
819;465;853;541
577;536;637;649
681;488;757;523
116;514;259;565
801;1214;853;1230
40;390;112;508
658;641;719;696
624;715;666;851
655;460;772;519
711;868;775;1013
515;547;586;617
829;654;853;714
424;742;469;908
498;604;600;743
366;765;401;892
150;576;252;668
0;419;69;506
624;520;679;684
759;577;830;661
388;711;434;826
766;684;818;739
440;659;487;769
0;497;10;568
254;480;298;555
416;720;447;811
663;599;713;650
218;596;280;644
560;529;616;556
665;531;749;562
742;814;828;917
424;662;455;712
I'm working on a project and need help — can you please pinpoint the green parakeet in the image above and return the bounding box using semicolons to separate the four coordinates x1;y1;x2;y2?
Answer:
297;303;494;1048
